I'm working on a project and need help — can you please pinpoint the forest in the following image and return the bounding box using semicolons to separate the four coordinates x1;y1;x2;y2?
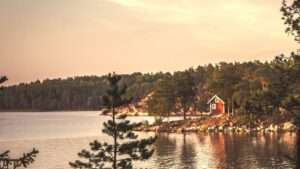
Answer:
1;53;300;121
0;73;161;111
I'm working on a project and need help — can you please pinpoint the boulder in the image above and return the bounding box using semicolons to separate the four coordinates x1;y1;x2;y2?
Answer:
282;122;296;131
265;124;275;132
208;126;216;132
185;127;197;132
176;128;182;133
227;126;235;132
198;125;208;132
236;127;248;133
218;125;224;132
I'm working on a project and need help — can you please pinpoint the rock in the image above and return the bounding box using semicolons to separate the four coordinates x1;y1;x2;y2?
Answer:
208;126;216;132
266;124;275;132
227;126;235;132
218;125;224;132
198;125;208;132
256;126;262;131
236;127;248;133
282;122;296;131
176;128;181;133
185;127;197;132
241;125;248;130
250;127;257;132
151;126;160;132
274;125;279;132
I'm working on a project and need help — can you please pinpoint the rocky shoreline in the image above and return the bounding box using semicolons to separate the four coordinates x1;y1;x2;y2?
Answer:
135;114;298;133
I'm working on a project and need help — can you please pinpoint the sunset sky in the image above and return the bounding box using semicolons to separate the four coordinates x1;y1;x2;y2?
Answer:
0;0;299;85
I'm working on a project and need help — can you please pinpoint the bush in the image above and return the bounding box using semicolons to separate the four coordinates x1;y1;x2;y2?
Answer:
154;117;163;125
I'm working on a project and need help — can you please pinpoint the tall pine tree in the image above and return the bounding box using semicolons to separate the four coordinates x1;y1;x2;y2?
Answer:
173;71;196;120
280;3;300;167
70;73;156;169
147;76;176;118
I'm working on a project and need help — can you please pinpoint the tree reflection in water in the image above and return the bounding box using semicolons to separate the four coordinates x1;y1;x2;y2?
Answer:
296;132;300;169
152;132;296;169
180;133;197;169
208;132;296;169
154;133;177;169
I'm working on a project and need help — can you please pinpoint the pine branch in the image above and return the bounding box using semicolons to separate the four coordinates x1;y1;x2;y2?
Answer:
0;151;9;159
0;76;8;84
0;148;39;169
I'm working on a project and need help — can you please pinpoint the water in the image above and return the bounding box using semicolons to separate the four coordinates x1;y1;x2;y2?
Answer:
0;111;297;169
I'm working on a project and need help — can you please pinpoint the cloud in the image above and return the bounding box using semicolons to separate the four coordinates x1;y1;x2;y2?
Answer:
105;0;270;25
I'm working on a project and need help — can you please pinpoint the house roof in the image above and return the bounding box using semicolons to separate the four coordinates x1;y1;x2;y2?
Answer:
207;95;225;104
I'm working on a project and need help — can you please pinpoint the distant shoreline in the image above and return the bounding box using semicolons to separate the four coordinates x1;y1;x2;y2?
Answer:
0;109;100;112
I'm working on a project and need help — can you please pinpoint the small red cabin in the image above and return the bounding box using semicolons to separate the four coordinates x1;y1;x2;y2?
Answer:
207;95;225;114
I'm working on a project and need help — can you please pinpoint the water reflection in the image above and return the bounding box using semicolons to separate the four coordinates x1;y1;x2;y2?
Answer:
153;134;178;168
152;132;296;169
0;112;297;169
180;133;197;169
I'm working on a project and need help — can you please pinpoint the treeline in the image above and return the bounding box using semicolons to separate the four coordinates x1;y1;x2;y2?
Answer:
1;54;300;120
147;53;300;121
0;73;161;111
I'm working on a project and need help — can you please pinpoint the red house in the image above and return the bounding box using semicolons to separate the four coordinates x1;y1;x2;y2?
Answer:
207;95;225;114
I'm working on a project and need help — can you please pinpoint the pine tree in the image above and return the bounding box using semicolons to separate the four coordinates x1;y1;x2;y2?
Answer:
173;71;196;120
280;3;300;167
70;73;156;169
281;0;300;43
0;76;39;169
147;76;176;118
280;0;300;126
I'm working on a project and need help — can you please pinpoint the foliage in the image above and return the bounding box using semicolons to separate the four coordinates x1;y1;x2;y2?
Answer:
70;73;156;169
280;0;300;128
0;76;8;84
0;74;159;111
153;117;163;125
173;70;197;119
0;149;39;169
147;75;176;117
281;0;300;42
1;54;300;123
280;53;300;126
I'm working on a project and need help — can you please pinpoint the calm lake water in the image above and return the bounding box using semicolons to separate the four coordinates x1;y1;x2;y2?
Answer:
0;111;297;169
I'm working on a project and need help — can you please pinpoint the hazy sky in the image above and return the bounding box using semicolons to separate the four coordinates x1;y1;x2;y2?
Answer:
0;0;299;85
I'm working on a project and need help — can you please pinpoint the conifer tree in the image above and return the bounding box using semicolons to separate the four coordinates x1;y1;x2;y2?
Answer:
70;73;156;169
173;71;196;120
0;76;39;169
280;3;300;167
281;1;300;126
281;0;300;43
147;76;176;118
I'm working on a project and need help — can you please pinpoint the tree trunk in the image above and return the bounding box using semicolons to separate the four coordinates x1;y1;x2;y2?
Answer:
112;105;117;169
231;98;234;116
297;130;300;169
183;106;187;120
227;99;230;114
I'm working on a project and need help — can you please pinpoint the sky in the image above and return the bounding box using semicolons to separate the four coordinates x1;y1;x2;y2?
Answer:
0;0;299;85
